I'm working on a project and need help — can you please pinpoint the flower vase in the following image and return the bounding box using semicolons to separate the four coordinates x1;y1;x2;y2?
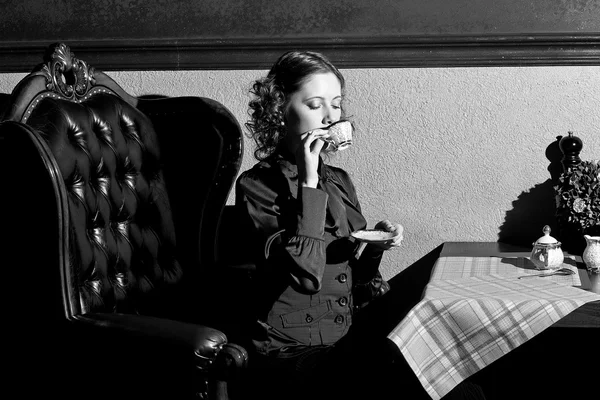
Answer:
583;234;600;273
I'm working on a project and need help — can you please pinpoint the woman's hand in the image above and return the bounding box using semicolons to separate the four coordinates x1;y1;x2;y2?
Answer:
296;128;328;188
368;220;404;251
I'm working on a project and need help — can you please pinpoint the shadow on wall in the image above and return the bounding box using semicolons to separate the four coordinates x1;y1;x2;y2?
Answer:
498;136;564;246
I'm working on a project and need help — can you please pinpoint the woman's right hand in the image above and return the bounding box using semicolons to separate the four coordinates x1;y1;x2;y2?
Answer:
296;129;328;188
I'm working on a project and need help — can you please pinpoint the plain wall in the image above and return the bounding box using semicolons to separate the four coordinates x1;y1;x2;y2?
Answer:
1;67;598;279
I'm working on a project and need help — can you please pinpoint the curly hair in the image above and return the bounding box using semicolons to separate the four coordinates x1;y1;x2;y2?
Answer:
246;51;345;160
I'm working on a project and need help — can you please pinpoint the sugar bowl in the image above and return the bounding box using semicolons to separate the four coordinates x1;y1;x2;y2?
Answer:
530;225;564;270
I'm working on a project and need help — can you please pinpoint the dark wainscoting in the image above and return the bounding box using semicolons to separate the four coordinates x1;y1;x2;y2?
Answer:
2;1;600;71
2;35;600;72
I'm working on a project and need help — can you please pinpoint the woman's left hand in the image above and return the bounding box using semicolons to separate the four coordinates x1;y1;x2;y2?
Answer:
369;220;404;251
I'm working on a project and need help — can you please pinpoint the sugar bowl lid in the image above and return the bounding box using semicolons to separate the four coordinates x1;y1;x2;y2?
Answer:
533;225;561;246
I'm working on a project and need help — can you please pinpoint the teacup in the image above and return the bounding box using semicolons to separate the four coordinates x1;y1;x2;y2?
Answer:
322;120;353;152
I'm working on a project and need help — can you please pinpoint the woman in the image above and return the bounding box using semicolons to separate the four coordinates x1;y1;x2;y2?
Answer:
235;51;485;400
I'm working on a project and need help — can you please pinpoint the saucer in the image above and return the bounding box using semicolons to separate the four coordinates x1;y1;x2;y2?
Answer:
351;229;395;243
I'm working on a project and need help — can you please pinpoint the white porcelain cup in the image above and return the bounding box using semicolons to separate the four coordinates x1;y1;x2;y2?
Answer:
322;120;353;152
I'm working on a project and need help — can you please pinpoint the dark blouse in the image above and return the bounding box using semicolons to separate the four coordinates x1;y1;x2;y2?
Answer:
235;153;383;357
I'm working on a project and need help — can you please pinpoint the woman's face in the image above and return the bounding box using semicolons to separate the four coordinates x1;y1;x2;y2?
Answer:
284;72;342;140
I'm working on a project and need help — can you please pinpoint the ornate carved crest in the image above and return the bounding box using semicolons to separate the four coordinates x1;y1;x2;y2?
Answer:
39;43;95;100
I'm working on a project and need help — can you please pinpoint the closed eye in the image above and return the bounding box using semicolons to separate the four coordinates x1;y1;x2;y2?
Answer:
332;96;343;110
305;96;342;110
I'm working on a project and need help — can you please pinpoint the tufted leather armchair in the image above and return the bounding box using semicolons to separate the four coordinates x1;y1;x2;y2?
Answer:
0;43;247;400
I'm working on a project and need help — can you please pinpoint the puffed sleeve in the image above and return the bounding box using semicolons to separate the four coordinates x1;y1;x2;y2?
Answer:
236;169;328;293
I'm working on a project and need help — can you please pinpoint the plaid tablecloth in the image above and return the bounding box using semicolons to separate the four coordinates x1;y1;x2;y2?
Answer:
430;256;581;286
387;256;600;400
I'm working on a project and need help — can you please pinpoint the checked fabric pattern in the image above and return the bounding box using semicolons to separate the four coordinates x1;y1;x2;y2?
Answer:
387;257;600;400
430;256;581;286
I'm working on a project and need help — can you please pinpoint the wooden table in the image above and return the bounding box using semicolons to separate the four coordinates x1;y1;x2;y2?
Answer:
438;242;599;400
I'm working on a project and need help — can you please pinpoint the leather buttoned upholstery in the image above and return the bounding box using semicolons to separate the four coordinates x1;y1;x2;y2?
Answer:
26;93;182;314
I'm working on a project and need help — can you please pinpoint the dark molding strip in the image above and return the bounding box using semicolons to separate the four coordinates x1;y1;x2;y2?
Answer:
1;34;600;72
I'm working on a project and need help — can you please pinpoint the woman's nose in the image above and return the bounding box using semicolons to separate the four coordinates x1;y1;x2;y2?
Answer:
322;106;336;125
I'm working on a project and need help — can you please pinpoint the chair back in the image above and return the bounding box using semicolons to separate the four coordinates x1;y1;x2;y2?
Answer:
0;42;243;321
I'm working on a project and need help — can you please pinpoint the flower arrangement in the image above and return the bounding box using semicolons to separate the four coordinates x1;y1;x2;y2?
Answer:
554;160;600;232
